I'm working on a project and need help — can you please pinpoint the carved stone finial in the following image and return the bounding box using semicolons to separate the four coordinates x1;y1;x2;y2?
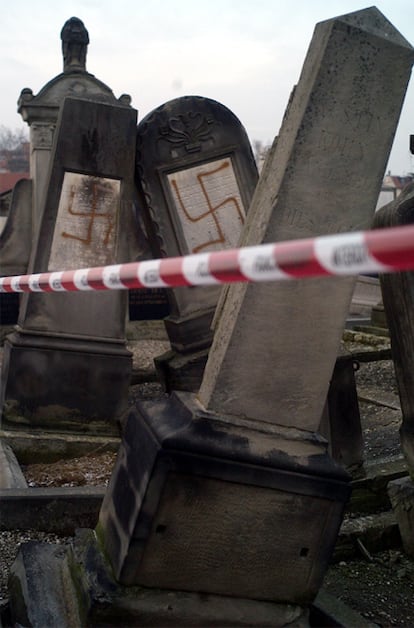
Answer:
60;17;89;74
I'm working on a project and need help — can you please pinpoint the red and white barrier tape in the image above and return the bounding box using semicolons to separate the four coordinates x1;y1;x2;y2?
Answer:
1;224;413;294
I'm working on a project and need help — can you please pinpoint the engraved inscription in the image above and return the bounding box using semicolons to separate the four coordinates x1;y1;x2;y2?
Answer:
48;172;120;271
168;158;246;254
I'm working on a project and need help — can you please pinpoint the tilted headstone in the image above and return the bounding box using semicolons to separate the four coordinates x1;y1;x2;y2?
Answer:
135;96;258;389
199;9;414;425
373;183;414;472
97;7;413;621
0;97;137;432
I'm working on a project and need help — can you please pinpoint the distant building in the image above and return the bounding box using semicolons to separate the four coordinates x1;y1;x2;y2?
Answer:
0;140;29;195
376;171;414;210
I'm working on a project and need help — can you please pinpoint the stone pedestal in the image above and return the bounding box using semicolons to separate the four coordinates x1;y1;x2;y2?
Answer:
98;393;350;604
8;530;309;627
155;309;213;392
1;329;131;434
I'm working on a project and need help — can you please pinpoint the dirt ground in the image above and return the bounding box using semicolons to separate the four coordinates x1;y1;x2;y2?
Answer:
3;333;414;626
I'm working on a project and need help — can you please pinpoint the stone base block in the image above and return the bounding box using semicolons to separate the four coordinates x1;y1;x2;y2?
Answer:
0;330;131;434
7;530;310;627
154;348;208;392
388;475;414;557
98;392;350;605
8;541;83;628
163;308;214;353
370;304;388;329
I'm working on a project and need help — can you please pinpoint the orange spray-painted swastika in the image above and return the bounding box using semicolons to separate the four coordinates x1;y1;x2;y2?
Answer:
62;178;115;246
170;160;245;253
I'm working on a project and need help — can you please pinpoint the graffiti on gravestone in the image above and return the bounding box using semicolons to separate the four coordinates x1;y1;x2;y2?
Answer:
134;97;257;328
166;157;246;254
136;97;257;262
48;172;120;271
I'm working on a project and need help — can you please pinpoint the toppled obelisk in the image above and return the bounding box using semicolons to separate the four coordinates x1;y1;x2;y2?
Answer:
95;10;414;623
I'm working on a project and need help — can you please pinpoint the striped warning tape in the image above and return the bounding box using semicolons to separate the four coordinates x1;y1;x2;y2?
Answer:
1;224;413;293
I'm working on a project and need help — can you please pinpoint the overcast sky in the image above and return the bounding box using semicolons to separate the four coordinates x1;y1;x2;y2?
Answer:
1;0;413;174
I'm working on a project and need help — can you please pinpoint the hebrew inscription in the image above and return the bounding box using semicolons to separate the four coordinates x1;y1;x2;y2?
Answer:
167;158;246;254
48;172;120;271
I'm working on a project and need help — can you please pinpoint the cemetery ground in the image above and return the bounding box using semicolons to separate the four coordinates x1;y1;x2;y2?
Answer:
1;328;414;626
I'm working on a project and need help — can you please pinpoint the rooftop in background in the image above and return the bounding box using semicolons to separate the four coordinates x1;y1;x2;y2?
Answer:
0;172;29;196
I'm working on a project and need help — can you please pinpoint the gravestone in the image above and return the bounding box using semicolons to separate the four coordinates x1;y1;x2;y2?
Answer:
374;183;414;554
373;182;414;472
0;18;139;332
96;8;414;620
135;96;258;389
0;97;137;433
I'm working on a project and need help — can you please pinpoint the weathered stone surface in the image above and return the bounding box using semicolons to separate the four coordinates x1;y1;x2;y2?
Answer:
0;487;105;534
373;183;414;475
8;529;310;627
334;510;400;561
98;393;349;604
0;441;27;489
8;541;82;628
199;7;414;431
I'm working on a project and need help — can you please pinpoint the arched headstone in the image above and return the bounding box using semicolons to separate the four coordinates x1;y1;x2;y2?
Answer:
135;95;258;390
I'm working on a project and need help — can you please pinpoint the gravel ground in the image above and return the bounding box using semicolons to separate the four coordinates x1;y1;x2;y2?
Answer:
324;549;414;626
356;357;403;462
1;332;414;626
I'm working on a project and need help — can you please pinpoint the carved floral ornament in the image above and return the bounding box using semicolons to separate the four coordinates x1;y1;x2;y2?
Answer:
159;112;217;153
